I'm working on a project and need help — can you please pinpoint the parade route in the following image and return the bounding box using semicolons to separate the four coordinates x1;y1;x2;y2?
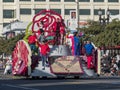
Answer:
0;69;120;90
0;77;120;90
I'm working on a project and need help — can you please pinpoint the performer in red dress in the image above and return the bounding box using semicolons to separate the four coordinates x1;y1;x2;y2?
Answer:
60;19;66;45
28;33;37;55
52;18;61;45
37;39;50;70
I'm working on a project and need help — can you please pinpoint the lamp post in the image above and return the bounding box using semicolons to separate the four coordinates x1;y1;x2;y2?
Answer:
98;8;110;25
76;0;80;29
106;8;110;24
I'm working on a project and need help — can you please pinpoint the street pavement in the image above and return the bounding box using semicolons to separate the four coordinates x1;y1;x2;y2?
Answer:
0;76;120;90
1;69;120;90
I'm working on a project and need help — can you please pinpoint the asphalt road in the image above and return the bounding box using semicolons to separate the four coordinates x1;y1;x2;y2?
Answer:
0;69;120;90
0;78;120;90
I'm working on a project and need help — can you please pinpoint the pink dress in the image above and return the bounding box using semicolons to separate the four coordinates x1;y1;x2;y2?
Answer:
67;34;74;55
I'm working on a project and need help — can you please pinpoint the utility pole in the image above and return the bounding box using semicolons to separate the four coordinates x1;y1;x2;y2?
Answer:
76;0;80;29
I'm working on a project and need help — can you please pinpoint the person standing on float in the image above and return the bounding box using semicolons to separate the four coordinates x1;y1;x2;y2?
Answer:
60;19;66;45
84;40;95;69
37;39;50;70
66;32;77;55
74;32;81;56
52;18;61;45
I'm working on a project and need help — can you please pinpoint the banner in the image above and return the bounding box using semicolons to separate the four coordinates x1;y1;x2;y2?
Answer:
49;56;83;74
69;10;77;32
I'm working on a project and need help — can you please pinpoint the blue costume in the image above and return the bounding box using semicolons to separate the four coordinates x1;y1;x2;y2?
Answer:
84;42;95;69
84;43;94;55
74;36;81;55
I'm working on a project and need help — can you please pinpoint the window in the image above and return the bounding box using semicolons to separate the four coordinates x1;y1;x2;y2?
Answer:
3;10;15;18
94;0;104;2
3;0;14;2
34;9;45;14
20;8;31;15
79;0;90;2
64;0;75;2
80;9;90;15
108;0;118;2
50;9;61;14
109;9;119;15
64;9;75;15
34;0;46;1
94;9;105;15
49;0;61;2
20;0;31;1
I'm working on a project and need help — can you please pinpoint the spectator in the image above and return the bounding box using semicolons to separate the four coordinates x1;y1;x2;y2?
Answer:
110;57;119;76
116;54;120;69
4;59;12;75
101;54;111;75
0;61;3;69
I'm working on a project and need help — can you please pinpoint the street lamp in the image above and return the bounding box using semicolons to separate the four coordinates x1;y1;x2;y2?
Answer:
76;0;80;29
98;8;110;25
106;8;110;24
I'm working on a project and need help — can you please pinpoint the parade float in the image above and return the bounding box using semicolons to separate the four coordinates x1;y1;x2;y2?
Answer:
12;10;98;78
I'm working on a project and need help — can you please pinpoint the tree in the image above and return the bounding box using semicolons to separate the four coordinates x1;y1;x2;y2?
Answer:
80;19;120;47
0;33;24;55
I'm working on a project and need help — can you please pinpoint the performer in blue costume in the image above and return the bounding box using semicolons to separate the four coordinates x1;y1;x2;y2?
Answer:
74;32;81;55
84;40;95;69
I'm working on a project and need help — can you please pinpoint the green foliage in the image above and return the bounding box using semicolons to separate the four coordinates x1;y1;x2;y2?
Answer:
0;33;24;55
80;19;120;47
23;22;32;42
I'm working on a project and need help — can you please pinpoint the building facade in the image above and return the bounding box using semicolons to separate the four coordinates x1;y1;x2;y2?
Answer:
0;0;120;35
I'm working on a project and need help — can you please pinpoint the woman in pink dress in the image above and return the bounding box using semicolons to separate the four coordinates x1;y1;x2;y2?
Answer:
66;33;75;55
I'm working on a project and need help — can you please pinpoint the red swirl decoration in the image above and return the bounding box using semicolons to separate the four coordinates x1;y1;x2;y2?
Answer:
32;10;62;33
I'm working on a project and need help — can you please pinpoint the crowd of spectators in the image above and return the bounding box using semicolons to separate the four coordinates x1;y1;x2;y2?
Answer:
101;51;120;76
